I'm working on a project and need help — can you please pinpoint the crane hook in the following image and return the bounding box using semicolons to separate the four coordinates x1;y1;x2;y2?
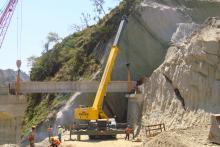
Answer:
16;60;21;95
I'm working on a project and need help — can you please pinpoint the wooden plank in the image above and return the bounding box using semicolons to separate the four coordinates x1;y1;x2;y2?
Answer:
145;123;166;137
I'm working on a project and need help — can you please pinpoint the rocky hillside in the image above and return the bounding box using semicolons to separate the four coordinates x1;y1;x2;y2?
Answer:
140;13;220;147
0;69;29;86
22;0;139;136
142;16;220;128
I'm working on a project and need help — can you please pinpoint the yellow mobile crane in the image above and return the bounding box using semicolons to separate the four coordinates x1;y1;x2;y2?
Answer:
73;16;128;139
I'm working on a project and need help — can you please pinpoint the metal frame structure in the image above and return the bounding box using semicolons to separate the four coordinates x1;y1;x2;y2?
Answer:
0;0;18;49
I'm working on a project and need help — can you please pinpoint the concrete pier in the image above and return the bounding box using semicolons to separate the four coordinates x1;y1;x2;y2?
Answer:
127;93;144;127
0;95;27;145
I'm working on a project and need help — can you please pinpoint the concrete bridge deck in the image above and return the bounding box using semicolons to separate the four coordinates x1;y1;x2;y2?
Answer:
8;81;136;94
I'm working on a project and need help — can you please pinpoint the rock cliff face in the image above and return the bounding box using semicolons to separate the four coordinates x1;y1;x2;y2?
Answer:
141;17;220;132
107;0;220;135
111;0;220;81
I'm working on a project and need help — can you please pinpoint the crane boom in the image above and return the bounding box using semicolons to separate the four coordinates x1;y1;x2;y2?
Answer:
92;16;127;111
74;16;128;120
0;0;18;49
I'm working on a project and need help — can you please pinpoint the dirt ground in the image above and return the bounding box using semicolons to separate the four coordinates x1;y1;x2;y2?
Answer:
2;125;218;147
37;126;218;147
34;125;218;147
144;125;220;147
60;134;142;147
35;132;142;147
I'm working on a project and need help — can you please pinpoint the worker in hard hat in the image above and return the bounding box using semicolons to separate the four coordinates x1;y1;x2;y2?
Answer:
57;125;63;142
49;137;60;147
28;126;36;147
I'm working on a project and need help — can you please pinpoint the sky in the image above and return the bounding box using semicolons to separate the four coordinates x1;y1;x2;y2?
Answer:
0;0;121;74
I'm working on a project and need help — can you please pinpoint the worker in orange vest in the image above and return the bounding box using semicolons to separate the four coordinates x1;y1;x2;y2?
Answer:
49;137;60;147
28;126;36;147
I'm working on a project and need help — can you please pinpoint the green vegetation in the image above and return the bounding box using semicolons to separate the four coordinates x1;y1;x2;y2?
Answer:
22;93;71;135
22;0;139;135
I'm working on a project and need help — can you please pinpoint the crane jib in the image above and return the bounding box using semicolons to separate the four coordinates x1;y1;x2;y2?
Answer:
113;15;128;46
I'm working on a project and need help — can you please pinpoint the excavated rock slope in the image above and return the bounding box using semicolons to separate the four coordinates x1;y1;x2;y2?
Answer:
55;0;220;132
141;17;220;135
112;0;220;81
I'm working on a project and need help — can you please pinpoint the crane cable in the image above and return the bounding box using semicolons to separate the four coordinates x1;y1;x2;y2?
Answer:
15;0;22;95
16;0;22;60
19;0;22;59
123;26;133;93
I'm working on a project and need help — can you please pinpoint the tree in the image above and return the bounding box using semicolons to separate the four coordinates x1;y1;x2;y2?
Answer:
44;32;61;52
72;24;83;32
80;12;91;28
47;32;60;43
90;0;106;15
71;13;91;33
27;55;37;67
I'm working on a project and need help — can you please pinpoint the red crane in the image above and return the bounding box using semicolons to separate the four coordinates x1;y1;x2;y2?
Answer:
0;0;18;49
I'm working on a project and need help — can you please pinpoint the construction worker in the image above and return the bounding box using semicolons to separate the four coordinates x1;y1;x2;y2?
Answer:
48;125;53;142
28;126;36;147
49;137;60;147
58;125;63;142
125;125;133;140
